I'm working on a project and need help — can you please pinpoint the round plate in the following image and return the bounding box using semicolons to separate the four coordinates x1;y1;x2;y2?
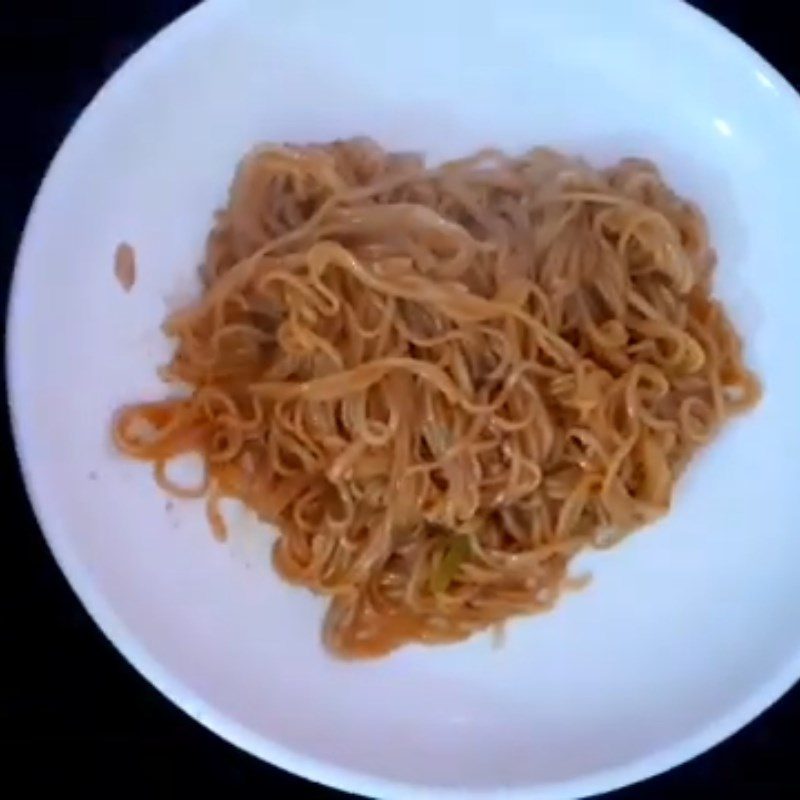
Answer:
8;1;800;797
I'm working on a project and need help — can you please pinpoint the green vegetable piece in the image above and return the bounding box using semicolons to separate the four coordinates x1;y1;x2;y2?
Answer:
430;535;471;594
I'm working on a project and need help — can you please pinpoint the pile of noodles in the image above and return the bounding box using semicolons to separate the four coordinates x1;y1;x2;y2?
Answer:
113;138;760;658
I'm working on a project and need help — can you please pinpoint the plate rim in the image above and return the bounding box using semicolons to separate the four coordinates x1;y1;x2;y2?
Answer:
7;1;800;797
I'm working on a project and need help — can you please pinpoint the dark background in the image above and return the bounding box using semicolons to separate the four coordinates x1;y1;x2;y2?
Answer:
1;1;797;796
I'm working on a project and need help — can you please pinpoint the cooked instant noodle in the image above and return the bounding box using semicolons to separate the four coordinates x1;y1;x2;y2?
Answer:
114;242;136;292
113;139;761;658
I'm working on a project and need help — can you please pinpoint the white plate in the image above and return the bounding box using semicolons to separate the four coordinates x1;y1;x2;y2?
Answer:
8;0;800;797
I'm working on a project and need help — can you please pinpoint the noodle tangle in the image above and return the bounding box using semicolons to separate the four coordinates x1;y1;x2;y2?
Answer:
113;139;760;658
